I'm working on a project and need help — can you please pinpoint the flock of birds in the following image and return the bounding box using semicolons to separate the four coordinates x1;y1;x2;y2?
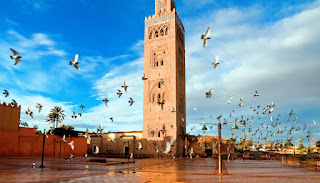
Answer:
1;25;318;157
193;27;318;147
3;49;138;125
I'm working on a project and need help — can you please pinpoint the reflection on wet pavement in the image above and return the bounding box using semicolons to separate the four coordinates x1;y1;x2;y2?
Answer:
0;156;319;183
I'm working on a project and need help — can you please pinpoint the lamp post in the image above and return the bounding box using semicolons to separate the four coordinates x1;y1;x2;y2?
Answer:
200;120;239;175
40;129;46;168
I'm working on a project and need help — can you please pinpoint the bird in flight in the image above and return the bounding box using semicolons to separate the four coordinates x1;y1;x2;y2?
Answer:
71;111;78;119
129;97;135;106
35;103;43;113
11;99;17;107
142;74;148;80
10;48;22;65
3;89;9;97
205;88;214;98
117;89;123;98
69;54;80;71
201;27;211;47
26;106;34;119
212;56;220;70
313;120;316;126
103;97;109;107
122;80;128;93
254;90;259;97
109;117;113;122
80;105;85;112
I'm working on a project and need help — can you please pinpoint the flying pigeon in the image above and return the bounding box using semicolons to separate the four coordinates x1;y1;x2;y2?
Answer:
229;93;233;99
142;74;148;80
228;100;230;104
62;135;66;143
69;54;80;71
164;141;171;154
3;89;9;97
103;97;109;107
122;80;128;93
26;106;34;119
71;112;77;119
80;105;85;112
205;88;214;98
117;89;123;98
313;120;316;126
201;27;211;47
238;103;243;107
32;162;36;169
194;108;197;111
129;97;134;106
212;56;219;70
35;103;43;113
254;90;259;97
78;113;82;117
11;99;17;107
109;117;113;122
68;141;74;150
240;97;243;103
10;48;22;65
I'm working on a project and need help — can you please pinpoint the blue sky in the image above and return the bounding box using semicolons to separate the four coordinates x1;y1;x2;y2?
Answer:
0;0;319;146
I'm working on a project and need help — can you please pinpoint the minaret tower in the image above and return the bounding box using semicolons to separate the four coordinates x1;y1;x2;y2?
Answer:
143;0;186;155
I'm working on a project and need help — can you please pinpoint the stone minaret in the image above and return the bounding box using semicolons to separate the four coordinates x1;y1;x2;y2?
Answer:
143;0;186;155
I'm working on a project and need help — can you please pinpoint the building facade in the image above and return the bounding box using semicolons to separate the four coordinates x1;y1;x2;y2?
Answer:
143;0;186;155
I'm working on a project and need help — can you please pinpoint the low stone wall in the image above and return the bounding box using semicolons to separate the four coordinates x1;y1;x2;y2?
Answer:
281;155;320;170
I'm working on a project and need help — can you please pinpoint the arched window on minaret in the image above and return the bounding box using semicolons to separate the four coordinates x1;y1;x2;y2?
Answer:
156;61;159;67
161;60;163;66
160;29;164;36
149;31;153;39
158;93;161;103
165;27;169;35
158;83;161;88
155;30;159;38
158;131;161;137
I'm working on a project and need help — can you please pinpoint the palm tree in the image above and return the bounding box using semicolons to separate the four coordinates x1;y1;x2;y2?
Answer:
296;139;304;147
46;106;66;128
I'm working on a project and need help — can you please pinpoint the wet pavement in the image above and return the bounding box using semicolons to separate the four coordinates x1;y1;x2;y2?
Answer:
0;156;319;183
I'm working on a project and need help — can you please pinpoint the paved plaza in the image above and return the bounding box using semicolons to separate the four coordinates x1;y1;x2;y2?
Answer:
0;156;319;183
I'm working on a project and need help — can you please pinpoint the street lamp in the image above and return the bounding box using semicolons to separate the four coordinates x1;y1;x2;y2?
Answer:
40;129;46;168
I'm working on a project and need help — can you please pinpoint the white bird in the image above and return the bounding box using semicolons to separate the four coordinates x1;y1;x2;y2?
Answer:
69;54;80;71
205;88;214;98
84;154;87;158
238;103;243;107
229;93;233;99
68;141;74;150
228;100;230;104
94;146;99;154
194;108;197;111
10;48;22;65
201;27;211;47
233;108;235;112
212;56;219;70
313;120;316;126
62;135;66;143
26;106;34;119
138;142;142;149
269;117;273;121
130;153;133;159
240;97;243;103
32;162;36;169
164;141;171;154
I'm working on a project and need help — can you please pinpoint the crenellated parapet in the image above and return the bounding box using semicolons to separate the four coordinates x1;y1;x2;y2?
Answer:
0;102;21;131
